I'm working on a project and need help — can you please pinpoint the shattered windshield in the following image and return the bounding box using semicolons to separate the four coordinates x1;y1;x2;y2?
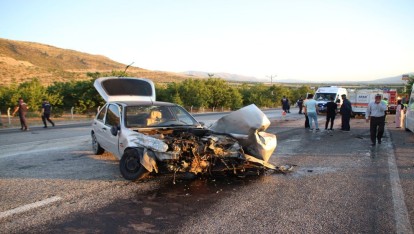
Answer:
125;105;199;128
315;93;336;101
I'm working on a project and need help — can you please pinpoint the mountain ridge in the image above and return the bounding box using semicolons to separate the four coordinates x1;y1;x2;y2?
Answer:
182;70;412;84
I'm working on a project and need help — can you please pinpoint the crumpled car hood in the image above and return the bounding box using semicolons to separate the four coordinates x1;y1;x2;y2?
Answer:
209;104;277;162
210;104;271;134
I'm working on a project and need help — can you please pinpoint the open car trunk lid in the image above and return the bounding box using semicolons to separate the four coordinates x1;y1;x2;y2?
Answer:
94;77;156;102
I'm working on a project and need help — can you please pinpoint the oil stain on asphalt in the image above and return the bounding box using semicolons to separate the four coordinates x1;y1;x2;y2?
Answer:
45;175;259;233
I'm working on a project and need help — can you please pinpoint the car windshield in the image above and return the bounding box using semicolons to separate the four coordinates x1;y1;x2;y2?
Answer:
125;105;199;128
315;93;336;101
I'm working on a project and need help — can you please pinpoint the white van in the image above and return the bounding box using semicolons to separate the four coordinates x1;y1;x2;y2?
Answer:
405;84;414;132
314;86;347;113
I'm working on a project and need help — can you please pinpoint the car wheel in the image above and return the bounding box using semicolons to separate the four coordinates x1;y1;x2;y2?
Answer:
91;132;104;155
120;148;149;181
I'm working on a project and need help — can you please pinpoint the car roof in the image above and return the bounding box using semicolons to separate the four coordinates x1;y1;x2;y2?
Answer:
108;101;178;107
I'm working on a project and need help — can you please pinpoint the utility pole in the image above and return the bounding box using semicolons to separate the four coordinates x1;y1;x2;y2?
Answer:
267;75;277;85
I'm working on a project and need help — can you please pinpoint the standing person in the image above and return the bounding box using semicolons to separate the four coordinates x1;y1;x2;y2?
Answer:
281;96;290;113
304;94;311;128
41;99;55;128
339;94;352;131
395;100;404;128
304;113;310;128
304;93;319;131
402;94;408;106
297;96;304;114
366;94;387;146
12;97;29;131
325;96;337;130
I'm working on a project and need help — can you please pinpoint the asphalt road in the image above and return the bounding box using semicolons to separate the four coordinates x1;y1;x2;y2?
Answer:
0;109;413;233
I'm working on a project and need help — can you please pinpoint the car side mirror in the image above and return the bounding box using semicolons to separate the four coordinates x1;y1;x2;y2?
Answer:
110;125;120;136
199;121;205;127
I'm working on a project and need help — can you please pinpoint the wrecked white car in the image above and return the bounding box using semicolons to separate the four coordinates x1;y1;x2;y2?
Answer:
91;77;278;181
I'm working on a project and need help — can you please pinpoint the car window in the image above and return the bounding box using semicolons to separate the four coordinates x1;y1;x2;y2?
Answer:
96;105;107;122
105;104;121;127
125;105;198;127
125;106;151;127
171;106;197;125
315;93;336;101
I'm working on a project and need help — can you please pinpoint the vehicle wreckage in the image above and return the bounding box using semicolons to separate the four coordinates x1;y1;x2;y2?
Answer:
91;77;288;182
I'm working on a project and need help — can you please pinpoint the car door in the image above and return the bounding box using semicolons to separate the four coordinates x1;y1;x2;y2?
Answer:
102;104;122;156
93;104;109;150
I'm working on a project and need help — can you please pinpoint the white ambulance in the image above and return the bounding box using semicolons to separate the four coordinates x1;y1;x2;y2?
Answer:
314;86;347;113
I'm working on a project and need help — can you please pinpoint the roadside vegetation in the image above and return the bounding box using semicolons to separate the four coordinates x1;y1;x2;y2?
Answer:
0;71;316;117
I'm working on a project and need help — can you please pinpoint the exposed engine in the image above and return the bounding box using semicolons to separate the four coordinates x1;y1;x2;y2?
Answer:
142;129;250;176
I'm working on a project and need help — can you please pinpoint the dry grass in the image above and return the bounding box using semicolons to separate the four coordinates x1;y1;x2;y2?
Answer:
0;38;192;86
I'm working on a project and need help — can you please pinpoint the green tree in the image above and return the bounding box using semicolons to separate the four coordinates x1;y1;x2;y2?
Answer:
291;85;313;105
72;79;103;114
47;81;77;110
243;83;274;107
179;79;209;108
404;76;414;96
156;83;179;103
227;87;243;109
0;82;19;112
15;78;50;113
269;85;290;107
239;83;253;106
204;78;230;108
171;92;183;106
48;79;103;114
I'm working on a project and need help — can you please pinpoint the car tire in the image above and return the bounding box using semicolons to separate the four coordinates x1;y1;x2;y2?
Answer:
91;132;104;155
120;148;150;181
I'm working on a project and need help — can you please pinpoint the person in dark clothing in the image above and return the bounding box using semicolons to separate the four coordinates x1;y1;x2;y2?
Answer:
339;94;352;131
41;99;55;128
12;97;29;131
325;96;337;130
304;94;311;128
281;96;290;113
297;96;304;114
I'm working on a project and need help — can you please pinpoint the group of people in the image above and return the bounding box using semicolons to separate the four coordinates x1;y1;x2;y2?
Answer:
12;98;55;131
297;92;394;147
301;93;352;132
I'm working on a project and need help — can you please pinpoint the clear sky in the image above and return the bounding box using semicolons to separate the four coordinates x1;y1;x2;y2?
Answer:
1;0;413;82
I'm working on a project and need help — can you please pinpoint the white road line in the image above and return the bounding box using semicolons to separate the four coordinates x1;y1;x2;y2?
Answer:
384;129;413;234
0;196;62;219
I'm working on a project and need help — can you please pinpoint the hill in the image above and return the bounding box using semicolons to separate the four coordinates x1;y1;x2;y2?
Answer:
0;38;191;86
2;38;411;87
362;74;413;84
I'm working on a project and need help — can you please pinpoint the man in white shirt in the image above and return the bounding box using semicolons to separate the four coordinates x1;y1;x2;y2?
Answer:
366;94;387;146
304;93;319;131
